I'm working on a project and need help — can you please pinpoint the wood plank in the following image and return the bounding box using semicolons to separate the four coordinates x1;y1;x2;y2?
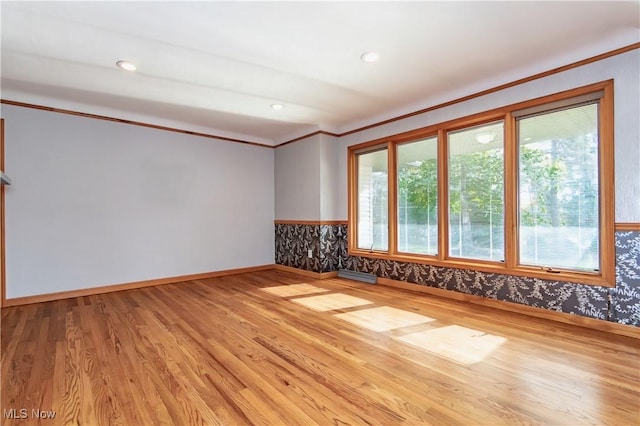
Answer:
1;269;638;425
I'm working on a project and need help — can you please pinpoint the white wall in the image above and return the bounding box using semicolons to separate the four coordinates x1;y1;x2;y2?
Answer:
274;133;343;222
335;49;640;222
274;135;321;220
319;134;341;221
2;105;274;298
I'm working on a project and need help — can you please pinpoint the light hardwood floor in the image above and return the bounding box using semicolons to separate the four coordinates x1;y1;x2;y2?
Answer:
2;269;639;425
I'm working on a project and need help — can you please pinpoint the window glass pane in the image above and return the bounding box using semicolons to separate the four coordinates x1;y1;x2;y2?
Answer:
448;121;504;261
518;103;599;271
357;149;388;251
397;137;438;255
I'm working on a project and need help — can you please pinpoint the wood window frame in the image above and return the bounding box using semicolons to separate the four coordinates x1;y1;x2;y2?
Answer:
348;80;615;287
352;144;391;253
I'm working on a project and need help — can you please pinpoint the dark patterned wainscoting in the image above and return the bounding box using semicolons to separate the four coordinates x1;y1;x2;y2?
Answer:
320;223;349;272
611;231;640;325
275;223;640;326
275;223;348;273
275;223;321;273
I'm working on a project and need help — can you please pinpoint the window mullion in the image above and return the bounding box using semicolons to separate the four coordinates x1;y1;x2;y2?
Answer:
504;113;518;270
348;148;358;255
388;141;397;255
599;82;615;285
437;129;448;261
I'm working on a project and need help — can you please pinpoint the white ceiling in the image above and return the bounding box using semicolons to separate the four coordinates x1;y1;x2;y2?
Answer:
1;1;638;146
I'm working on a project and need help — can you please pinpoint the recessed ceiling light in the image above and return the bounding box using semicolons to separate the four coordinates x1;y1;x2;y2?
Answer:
116;60;136;71
360;51;380;63
271;103;284;110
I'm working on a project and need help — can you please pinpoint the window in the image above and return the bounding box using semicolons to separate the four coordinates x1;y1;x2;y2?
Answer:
356;148;388;251
448;122;504;261
397;137;438;255
517;103;600;272
348;81;614;286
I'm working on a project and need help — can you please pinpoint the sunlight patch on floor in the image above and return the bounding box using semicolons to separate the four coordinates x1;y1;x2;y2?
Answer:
396;324;507;365
261;283;330;297
292;293;374;311
334;306;436;332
